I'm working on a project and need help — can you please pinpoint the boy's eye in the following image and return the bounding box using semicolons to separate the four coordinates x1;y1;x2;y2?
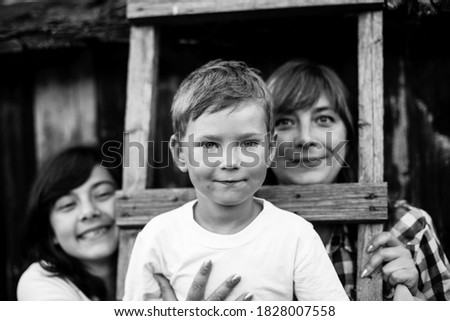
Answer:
201;141;219;150
241;140;259;148
275;118;294;128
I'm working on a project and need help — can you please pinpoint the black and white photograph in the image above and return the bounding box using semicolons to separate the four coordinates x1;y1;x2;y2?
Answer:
0;0;449;318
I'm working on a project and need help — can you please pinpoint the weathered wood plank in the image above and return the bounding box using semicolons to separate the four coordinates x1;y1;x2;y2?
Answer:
356;222;383;300
127;0;384;19
116;228;140;300
358;12;384;183
356;10;384;301
33;49;97;166
123;25;159;191
0;0;129;53
115;183;388;227
118;25;159;299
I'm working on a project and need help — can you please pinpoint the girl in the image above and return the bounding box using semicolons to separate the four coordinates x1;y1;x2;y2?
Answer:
17;146;120;300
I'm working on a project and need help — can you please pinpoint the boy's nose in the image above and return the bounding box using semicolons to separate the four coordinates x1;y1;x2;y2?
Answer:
220;146;240;170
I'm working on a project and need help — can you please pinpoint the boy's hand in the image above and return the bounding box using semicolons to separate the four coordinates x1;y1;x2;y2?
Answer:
361;232;418;296
154;260;253;301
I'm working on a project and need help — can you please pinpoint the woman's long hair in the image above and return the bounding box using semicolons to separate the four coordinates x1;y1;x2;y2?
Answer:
20;145;120;300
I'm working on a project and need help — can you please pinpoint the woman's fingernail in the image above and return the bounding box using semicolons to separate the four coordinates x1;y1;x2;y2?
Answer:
361;269;368;278
203;260;212;268
367;245;374;253
232;274;241;283
244;293;253;301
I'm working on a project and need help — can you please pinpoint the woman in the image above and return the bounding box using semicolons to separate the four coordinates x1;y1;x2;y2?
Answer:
266;59;450;300
17;146;120;300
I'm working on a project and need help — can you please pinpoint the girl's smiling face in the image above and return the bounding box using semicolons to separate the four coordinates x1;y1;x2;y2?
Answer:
50;165;119;265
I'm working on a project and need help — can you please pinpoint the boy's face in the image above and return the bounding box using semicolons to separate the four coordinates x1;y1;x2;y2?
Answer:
173;102;273;207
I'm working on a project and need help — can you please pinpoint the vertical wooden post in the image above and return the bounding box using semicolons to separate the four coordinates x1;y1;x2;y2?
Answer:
356;10;384;301
122;25;159;192
117;25;159;300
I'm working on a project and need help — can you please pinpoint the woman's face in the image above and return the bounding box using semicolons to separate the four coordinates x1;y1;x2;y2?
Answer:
271;93;348;185
50;165;119;265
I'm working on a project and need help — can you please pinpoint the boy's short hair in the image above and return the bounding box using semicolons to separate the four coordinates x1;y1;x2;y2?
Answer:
171;60;273;138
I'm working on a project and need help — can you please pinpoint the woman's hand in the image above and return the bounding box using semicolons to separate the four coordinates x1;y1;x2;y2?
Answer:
393;284;415;301
154;260;253;301
361;232;418;296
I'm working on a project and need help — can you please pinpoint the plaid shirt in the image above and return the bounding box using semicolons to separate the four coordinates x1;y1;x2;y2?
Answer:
326;201;450;300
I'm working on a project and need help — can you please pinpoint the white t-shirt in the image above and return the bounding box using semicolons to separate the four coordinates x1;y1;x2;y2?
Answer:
123;198;348;301
17;262;90;301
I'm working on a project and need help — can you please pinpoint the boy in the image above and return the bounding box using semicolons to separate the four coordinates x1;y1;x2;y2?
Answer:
123;60;348;301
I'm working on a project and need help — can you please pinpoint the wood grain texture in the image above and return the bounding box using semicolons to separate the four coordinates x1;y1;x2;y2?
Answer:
33;49;97;166
127;0;384;19
357;10;384;301
0;0;129;53
116;228;140;300
123;26;159;191
358;11;384;184
356;222;384;300
116;183;388;227
118;25;159;298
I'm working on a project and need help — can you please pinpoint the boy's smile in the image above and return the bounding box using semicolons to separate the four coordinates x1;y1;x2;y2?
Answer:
175;102;272;208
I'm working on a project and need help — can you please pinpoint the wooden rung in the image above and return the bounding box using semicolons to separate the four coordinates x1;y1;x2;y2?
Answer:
115;182;387;227
127;0;384;20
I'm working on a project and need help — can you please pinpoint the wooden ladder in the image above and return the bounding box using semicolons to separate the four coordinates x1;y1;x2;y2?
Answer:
117;0;386;301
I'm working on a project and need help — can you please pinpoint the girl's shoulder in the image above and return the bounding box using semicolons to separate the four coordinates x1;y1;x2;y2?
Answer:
18;261;55;283
17;261;90;301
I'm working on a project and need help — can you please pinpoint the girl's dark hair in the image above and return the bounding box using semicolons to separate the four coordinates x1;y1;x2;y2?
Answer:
20;145;120;300
266;59;358;183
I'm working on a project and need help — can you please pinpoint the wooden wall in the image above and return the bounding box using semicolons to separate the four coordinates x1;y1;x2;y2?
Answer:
0;45;128;300
0;53;36;301
33;50;97;165
1;3;450;300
